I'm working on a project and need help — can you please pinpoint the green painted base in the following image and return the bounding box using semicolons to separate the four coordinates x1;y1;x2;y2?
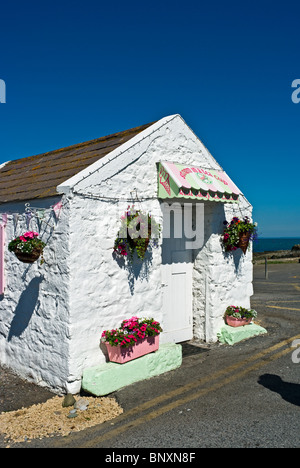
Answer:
217;322;267;345
82;343;182;396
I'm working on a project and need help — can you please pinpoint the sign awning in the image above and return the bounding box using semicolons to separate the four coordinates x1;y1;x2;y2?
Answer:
158;162;240;203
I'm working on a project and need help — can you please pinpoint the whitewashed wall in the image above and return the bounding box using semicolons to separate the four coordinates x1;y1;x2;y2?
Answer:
193;199;253;343
66;195;162;392
0;115;253;394
0;196;71;393
65;114;253;392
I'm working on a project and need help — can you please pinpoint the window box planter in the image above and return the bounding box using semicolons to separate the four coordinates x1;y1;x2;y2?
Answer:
224;305;257;327
225;316;252;327
101;316;162;363
105;335;159;364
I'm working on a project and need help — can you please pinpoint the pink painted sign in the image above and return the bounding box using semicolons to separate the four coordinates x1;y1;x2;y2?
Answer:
0;214;7;295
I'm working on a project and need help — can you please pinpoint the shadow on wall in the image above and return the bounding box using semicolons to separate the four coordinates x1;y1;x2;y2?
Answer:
7;276;43;341
222;248;244;273
113;249;152;295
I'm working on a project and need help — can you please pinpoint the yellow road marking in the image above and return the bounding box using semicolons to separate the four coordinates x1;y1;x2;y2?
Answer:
93;334;300;422
254;282;300;291
267;299;300;304
266;305;300;311
54;334;300;448
255;282;300;285
80;347;292;447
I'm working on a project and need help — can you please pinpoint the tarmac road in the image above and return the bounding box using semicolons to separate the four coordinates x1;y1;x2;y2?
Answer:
0;262;300;449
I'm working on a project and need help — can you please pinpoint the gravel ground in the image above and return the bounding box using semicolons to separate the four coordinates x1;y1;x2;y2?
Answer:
0;364;123;445
0;394;123;444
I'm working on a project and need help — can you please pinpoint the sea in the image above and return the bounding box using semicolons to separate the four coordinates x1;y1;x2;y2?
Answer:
253;237;300;253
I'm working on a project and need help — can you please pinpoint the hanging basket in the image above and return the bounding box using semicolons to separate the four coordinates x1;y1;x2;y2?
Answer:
129;214;152;259
238;232;251;254
129;237;150;259
114;207;161;262
14;247;43;264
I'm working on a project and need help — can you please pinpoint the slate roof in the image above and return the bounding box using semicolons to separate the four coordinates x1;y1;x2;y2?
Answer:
0;122;154;204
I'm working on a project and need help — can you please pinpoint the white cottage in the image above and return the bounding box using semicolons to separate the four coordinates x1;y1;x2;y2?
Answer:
0;114;253;393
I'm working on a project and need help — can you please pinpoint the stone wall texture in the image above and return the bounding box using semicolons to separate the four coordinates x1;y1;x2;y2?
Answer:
0;197;71;392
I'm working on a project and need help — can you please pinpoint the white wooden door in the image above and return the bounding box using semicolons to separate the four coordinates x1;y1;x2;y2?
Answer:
161;204;193;343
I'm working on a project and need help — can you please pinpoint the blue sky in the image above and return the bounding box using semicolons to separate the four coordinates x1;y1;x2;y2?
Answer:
0;0;300;237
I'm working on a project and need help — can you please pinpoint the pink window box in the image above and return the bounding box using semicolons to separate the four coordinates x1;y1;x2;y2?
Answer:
225;316;252;327
105;335;159;364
